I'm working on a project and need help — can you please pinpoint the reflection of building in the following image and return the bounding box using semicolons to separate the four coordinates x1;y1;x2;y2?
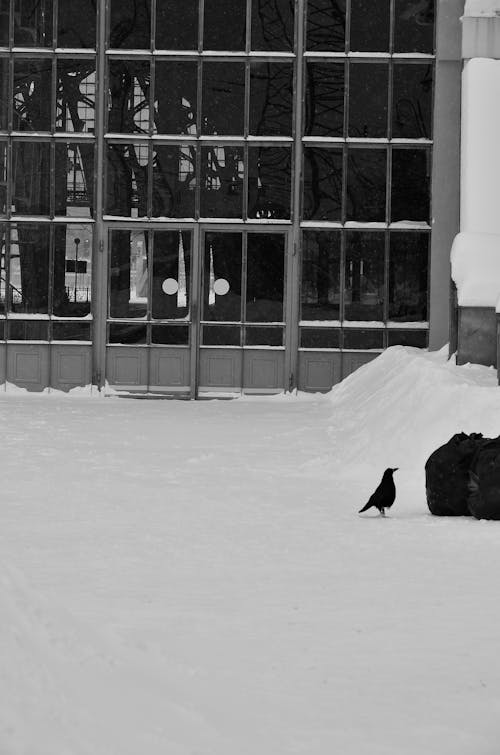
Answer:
0;0;473;393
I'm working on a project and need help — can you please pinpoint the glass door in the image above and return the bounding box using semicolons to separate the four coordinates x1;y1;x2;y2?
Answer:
105;225;198;395
198;228;287;394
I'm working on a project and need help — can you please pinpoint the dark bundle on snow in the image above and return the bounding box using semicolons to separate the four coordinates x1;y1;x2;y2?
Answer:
425;432;487;517
468;437;500;520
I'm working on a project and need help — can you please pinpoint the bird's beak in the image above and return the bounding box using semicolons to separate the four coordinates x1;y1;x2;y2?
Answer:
393;467;399;472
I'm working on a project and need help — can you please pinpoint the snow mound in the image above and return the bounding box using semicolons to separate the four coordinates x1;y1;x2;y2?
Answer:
325;346;500;478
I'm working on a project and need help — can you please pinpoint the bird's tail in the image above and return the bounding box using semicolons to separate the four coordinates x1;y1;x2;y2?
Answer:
358;502;373;513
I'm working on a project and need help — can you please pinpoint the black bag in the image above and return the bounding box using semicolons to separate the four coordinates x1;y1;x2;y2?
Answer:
425;433;486;516
468;437;500;520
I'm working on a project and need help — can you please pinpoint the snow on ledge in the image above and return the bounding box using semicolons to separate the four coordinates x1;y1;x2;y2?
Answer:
451;232;500;309
464;0;500;16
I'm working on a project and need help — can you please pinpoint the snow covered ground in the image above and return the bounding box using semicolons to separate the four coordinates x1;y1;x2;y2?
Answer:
1;346;500;755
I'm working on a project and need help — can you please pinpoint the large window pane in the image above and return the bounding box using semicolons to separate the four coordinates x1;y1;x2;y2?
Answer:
0;1;8;46
391;148;430;223
108;60;150;134
0;59;8;129
56;60;96;133
14;0;53;46
12;142;51;215
53;224;92;317
301;231;341;321
394;0;435;54
346;148;387;222
303;147;343;221
202;63;245;135
155;0;199;50
154;61;197;135
306;0;346;52
344;232;384;321
106;143;149;217
13;58;52;131
55;142;95;218
246;234;285;322
248;147;291;220
57;0;97;48
392;64;433;139
9;224;49;314
109;229;148;318
348;63;388;138
109;0;152;49
305;62;344;137
203;232;242;322
252;0;294;51
203;0;246;51
389;232;429;321
152;230;191;319
152;145;196;218
350;0;390;52
249;62;293;137
200;146;244;218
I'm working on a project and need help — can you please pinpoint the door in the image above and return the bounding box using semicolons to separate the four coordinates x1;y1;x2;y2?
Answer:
104;225;288;396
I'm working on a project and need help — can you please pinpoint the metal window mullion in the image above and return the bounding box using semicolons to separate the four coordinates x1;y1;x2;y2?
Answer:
246;0;252;53
343;58;349;138
241;230;247;333
345;0;351;54
49;139;55;218
52;0;58;50
198;0;204;52
5;218;11;315
47;220;54;323
386;143;392;225
195;58;202;219
151;0;156;51
383;228;390;326
341;142;348;224
389;0;395;55
147;140;153;219
339;228;346;330
146;227;153;326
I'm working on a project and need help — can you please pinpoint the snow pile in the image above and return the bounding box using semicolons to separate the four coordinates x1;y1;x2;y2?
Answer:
325;346;500;477
451;231;500;308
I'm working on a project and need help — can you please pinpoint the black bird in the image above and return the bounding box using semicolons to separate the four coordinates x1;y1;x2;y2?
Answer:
358;468;399;516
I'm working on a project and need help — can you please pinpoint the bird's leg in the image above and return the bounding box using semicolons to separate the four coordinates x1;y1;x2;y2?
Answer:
380;508;386;517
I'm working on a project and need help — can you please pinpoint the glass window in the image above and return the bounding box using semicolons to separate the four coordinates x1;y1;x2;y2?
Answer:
13;58;53;132
252;0;294;51
305;62;344;138
246;234;285;323
203;232;242;322
343;328;383;349
203;0;246;51
0;1;8;46
154;61;197;135
155;0;199;50
389;232;428;321
55;142;95;218
109;229;148;318
348;63;388;138
306;0;346;52
245;326;283;346
387;329;427;347
0;143;6;214
0;59;8;129
249;62;293;137
151;324;189;345
391;148;430;223
57;0;97;48
303;147;343;221
52;321;92;341
202;325;241;346
109;0;152;49
300;328;341;348
349;0;390;52
392;64;433;139
14;0;53;46
152;144;196;218
202;62;245;136
346;148;387;222
394;0;435;54
53;224;92;317
301;231;341;321
152;230;191;319
9;224;50;314
12;142;51;215
109;322;147;343
248;147;291;220
56;60;96;134
106;143;150;217
9;320;49;340
108;60;150;134
200;146;244;218
344;231;384;321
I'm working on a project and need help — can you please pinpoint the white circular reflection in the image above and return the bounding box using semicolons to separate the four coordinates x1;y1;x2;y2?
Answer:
214;278;230;296
162;278;179;295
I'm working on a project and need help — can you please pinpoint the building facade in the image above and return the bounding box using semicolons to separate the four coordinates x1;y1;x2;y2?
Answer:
0;0;463;395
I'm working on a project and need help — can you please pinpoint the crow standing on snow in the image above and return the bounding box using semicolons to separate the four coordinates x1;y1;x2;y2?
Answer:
358;468;399;516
